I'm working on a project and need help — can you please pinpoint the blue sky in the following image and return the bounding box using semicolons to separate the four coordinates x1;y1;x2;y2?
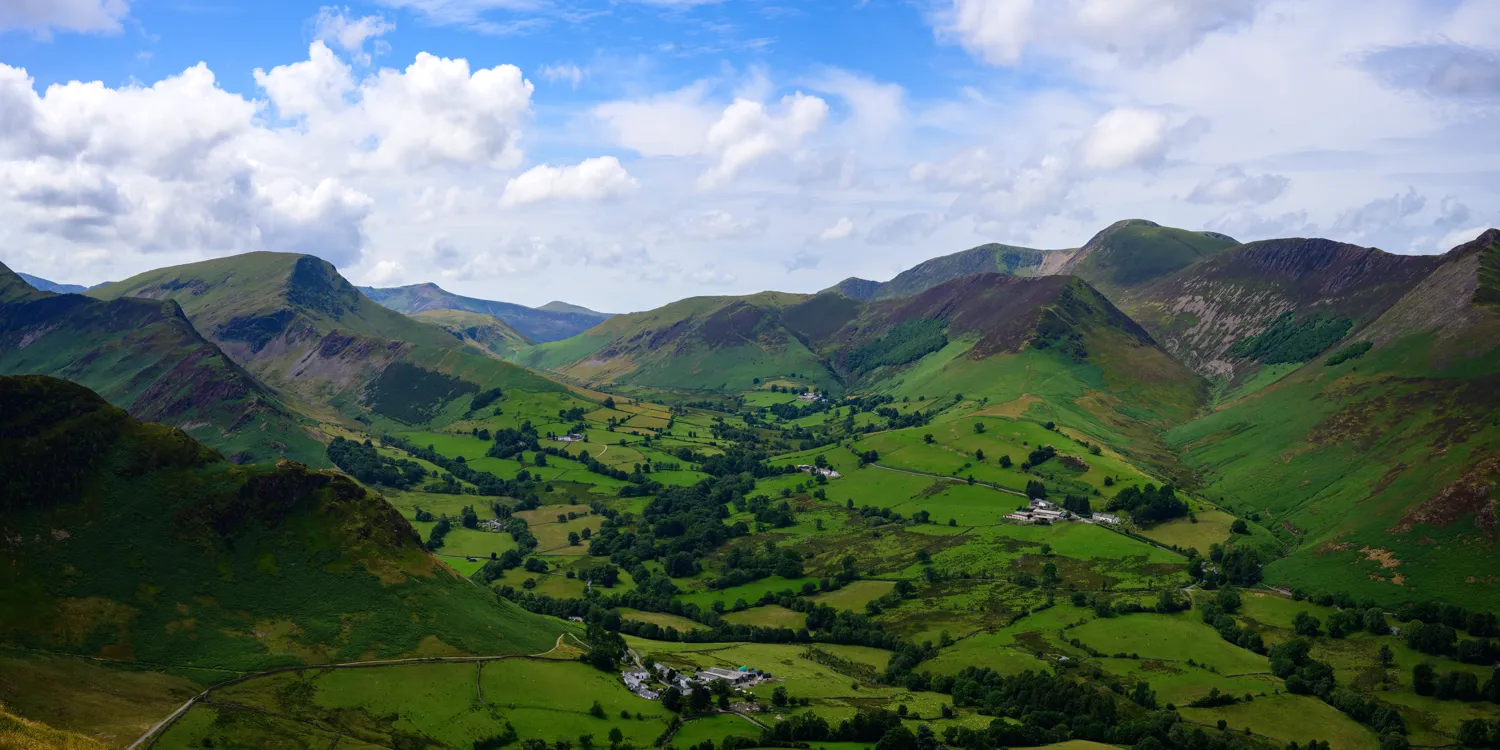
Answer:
1;1;1498;310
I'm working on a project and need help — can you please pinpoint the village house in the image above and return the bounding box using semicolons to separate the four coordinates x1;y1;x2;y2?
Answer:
794;464;841;479
1091;512;1121;525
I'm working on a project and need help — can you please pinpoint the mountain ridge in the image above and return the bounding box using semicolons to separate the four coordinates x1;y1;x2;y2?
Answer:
361;282;609;343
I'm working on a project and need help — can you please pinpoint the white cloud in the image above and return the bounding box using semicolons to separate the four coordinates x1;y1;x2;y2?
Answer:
539;63;585;87
938;0;1264;68
255;41;355;120
867;212;942;245
1437;225;1490;252
817;216;854;242
500;156;638;207
359;53;533;170
688;266;737;285
941;0;1034;66
700;92;828;187
312;6;396;65
1079;107;1171;170
0;0;130;36
784;249;820;272
674;210;767;240
593;85;717;157
1186;166;1289;205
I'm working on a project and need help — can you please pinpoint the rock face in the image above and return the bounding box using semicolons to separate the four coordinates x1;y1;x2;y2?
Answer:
1118;238;1444;379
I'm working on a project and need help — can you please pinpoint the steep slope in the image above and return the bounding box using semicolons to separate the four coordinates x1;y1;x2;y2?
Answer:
1122;237;1444;380
0;375;563;674
825;277;883;302
411;307;534;356
1167;229;1500;609
829;273;1210;471
16;272;88;294
516;291;840;391
361;283;609;342
0;263;322;465
89;253;563;426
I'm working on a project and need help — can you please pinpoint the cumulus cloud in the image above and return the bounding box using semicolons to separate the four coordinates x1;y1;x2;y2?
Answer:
816;216;854;242
700;92;829;188
359;53;533;170
1186;166;1289;205
0;0;131;36
500;156;638;207
1079;107;1172;170
1331;188;1427;240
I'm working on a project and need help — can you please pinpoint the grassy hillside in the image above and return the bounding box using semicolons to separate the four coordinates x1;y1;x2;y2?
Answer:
516;291;841;391
868;242;1059;300
362;282;609;342
0;375;564;673
89;252;564;425
835;273;1209;472
1063;219;1240;295
411;308;535;356
1167;230;1500;609
0;262;323;465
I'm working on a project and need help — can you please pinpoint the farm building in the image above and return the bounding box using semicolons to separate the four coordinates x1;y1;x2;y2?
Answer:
1091;512;1121;525
795;464;841;479
554;434;586;442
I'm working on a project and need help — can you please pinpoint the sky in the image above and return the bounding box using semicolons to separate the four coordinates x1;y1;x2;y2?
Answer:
0;0;1498;312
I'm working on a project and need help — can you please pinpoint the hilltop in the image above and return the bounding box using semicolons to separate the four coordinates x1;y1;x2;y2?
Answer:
90;253;565;427
515;290;840;391
824;220;1237;303
16;272;89;294
362;282;609;342
0;262;322;464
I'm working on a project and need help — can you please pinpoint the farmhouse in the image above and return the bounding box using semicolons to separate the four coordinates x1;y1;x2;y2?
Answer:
699;667;751;684
1091;512;1121;525
1003;512;1036;525
797;392;823;402
479;519;507;532
795;464;841;479
554;433;586;442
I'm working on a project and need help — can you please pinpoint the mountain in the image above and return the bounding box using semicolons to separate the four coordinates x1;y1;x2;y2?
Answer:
515;291;840;391
537;300;608;315
89;253;563;426
823;219;1237;303
1167;229;1500;608
0;262;322;465
410;307;534;356
1121;237;1444;380
360;283;610;343
832;273;1210;468
0;375;562;674
16;272;88;294
1053;219;1240;297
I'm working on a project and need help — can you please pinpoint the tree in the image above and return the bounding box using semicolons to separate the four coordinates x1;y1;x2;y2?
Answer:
1293;611;1322;637
1379;643;1394;667
589;701;605;718
999;455;1013;468
772;686;789;707
603;397;616;409
661;686;683;712
1230;519;1248;534
923;434;934;444
568;531;582;546
608;728;624;747
874;725;916;750
1413;663;1437;696
973;422;986;434
975;449;985;462
688;685;712;713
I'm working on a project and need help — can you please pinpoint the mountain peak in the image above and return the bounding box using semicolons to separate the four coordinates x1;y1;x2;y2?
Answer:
0;261;47;304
